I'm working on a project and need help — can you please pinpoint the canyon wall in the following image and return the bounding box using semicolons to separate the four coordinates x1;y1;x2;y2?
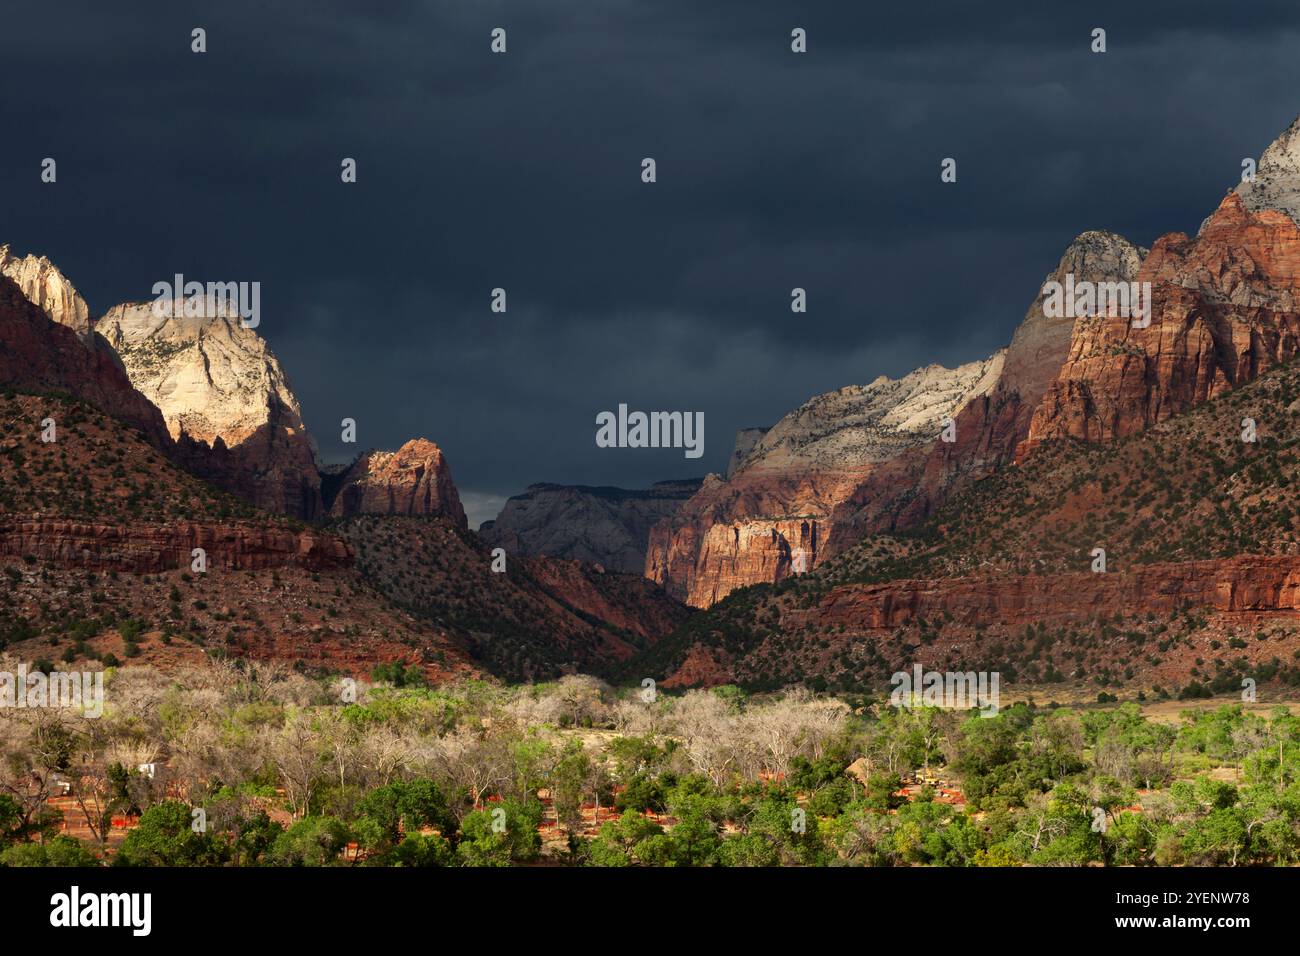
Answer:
480;479;702;574
0;518;352;572
647;356;1005;607
98;301;324;519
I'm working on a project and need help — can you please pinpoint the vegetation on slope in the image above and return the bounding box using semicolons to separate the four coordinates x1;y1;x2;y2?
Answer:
4;669;1299;867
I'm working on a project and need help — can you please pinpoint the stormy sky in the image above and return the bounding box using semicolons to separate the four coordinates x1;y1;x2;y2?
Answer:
5;1;1300;526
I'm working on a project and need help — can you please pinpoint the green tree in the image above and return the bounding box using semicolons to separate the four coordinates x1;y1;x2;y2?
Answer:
0;835;98;867
116;801;228;867
456;798;542;867
266;816;351;866
354;780;455;861
389;833;454;867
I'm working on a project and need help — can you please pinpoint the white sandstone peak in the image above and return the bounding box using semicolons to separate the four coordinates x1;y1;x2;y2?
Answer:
96;300;317;459
1211;113;1300;230
0;244;93;338
736;351;1005;475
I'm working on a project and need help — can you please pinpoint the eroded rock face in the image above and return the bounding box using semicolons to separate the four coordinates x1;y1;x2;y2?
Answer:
97;301;323;519
0;517;352;572
479;479;701;574
646;356;1004;607
791;556;1300;631
0;245;92;340
662;556;1300;688
1211;114;1300;230
0;277;172;449
328;439;466;525
828;229;1148;545
1021;193;1300;455
727;427;769;477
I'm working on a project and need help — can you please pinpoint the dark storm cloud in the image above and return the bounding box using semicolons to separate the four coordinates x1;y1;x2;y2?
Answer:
4;1;1300;525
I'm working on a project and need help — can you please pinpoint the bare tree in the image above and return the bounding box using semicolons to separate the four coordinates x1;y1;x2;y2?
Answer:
672;691;745;788
262;711;326;818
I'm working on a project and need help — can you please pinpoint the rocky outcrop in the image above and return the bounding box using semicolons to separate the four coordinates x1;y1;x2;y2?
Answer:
328;439;466;526
0;245;92;340
0;276;172;449
1211;113;1300;230
659;555;1300;688
789;556;1300;632
727;427;769;477
480;479;702;574
1021;192;1300;455
647;356;1004;607
827;230;1148;545
0;517;351;572
97;301;323;519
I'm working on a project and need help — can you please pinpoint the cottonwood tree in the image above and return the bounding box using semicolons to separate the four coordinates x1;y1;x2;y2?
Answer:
904;707;957;778
64;717;120;852
555;674;609;728
509;734;554;804
610;696;673;738
799;696;851;761
748;698;808;779
318;710;363;795
865;709;914;776
431;725;514;812
550;740;590;835
1094;720;1175;789
1029;709;1086;780
505;689;565;728
0;709;69;842
1011;792;1078;861
358;724;417;788
672;691;744;788
262;712;328;818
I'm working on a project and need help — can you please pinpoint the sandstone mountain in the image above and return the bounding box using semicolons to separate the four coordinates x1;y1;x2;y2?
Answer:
0;246;326;520
826;229;1147;548
1211;113;1300;230
326;439;466;525
0;245;93;340
1019;192;1300;455
0;275;171;449
628;356;1300;695
0;387;477;684
479;479;702;574
97;300;324;519
0;313;682;685
1;250;686;686
631;113;1300;694
645;354;1003;607
726;427;769;477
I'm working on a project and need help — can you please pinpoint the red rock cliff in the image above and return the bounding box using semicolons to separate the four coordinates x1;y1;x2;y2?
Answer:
646;358;1003;607
0;518;352;572
0;277;173;450
1020;193;1300;457
328;439;467;526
